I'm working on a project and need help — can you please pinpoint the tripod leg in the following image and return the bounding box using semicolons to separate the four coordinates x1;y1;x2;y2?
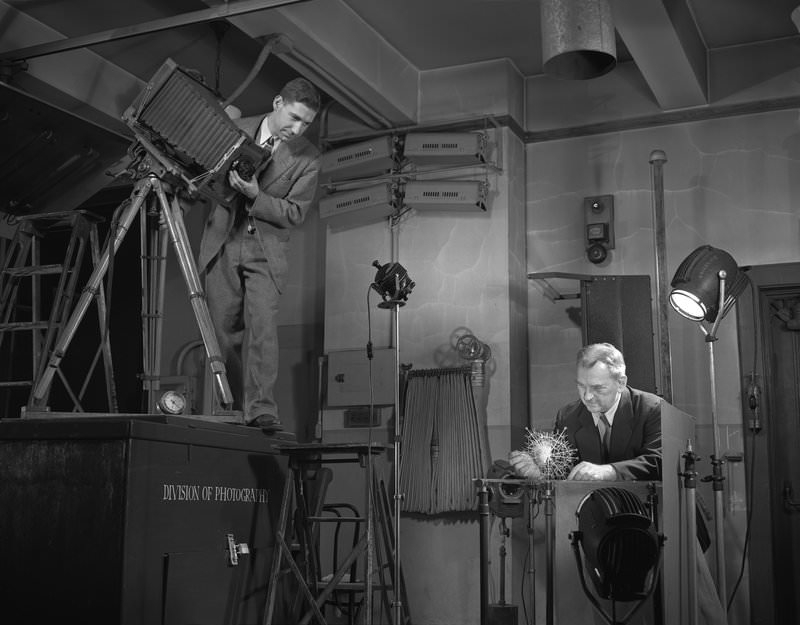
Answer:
140;201;170;413
89;223;118;412
151;179;234;410
28;177;153;410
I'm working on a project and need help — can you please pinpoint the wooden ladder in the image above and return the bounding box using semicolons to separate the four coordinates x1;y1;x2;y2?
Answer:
0;210;115;415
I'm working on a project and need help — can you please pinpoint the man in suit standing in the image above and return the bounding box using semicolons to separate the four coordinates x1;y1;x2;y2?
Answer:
510;342;662;481
199;77;321;432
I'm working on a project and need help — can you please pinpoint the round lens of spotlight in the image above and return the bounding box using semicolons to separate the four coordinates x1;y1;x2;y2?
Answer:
669;289;706;321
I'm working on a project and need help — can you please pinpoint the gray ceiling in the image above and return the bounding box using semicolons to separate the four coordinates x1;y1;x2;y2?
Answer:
2;0;800;214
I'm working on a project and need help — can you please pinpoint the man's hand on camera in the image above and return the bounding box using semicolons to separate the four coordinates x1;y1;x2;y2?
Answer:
228;169;259;200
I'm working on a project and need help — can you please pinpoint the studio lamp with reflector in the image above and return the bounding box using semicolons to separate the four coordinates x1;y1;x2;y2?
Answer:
669;245;749;324
668;244;749;615
371;259;415;308
570;487;663;624
370;258;415;625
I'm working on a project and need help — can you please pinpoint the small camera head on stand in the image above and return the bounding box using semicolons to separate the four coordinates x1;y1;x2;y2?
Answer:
371;260;415;308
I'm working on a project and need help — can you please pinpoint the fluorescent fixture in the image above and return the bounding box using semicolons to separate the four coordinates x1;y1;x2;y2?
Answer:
403;180;488;212
402;132;487;166
320;136;399;182
319;183;396;229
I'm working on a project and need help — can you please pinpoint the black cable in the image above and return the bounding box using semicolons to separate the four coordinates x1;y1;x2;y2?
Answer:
519;493;541;625
726;278;761;611
727;408;756;611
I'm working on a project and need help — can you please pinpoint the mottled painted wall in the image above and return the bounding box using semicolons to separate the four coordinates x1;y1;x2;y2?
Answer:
321;126;526;625
524;109;800;625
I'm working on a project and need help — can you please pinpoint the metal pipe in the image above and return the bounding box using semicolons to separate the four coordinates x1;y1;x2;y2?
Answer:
393;302;403;625
649;149;673;403
544;481;554;625
706;337;728;617
527;486;537;623
477;480;490;625
682;443;699;625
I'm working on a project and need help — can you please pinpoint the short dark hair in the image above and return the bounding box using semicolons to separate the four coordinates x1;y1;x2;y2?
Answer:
280;77;321;112
576;342;626;381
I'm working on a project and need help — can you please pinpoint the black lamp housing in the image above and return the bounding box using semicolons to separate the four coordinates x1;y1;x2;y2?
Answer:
371;260;415;307
669;245;749;323
573;487;661;602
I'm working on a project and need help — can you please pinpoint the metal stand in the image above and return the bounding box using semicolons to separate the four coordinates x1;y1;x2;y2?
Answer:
646;482;664;625
28;152;233;413
527;485;538;624
681;442;700;625
543;480;555;625
477;480;490;625
689;270;730;620
263;442;405;625
474;477;529;625
370;258;414;625
702;333;727;614
383;297;405;625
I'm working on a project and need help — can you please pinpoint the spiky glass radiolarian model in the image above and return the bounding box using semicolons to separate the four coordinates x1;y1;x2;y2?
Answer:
524;428;576;480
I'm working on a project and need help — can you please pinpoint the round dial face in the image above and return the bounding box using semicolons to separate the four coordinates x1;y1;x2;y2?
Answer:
157;390;186;415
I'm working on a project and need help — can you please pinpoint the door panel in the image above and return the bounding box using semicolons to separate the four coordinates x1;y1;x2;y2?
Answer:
736;263;800;625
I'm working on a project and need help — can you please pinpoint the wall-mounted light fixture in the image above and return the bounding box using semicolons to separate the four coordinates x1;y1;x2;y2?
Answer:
584;194;614;264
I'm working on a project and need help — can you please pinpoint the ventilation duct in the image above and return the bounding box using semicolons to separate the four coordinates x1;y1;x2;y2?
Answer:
540;0;617;80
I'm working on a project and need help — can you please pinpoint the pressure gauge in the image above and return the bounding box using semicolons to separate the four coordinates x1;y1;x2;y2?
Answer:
157;390;186;415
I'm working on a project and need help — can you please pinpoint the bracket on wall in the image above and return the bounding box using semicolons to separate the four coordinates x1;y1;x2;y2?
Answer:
526;272;593;302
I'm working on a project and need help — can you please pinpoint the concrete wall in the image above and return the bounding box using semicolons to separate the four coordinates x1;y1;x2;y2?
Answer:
152;72;800;625
523;109;800;625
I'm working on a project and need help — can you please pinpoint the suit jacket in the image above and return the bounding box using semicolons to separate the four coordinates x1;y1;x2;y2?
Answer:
554;386;662;480
198;114;321;292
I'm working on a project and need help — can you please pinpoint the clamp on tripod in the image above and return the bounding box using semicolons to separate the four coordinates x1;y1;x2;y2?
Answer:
28;143;234;415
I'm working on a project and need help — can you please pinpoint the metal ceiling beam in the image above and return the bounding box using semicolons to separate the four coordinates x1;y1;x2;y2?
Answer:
2;0;307;61
612;0;708;110
214;0;419;128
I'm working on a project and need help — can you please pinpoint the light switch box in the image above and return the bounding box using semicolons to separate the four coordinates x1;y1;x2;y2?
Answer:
326;347;396;406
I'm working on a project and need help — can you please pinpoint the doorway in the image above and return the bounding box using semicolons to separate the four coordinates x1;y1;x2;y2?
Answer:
735;262;800;625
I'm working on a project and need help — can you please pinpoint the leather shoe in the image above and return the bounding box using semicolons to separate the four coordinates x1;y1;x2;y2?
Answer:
247;414;283;432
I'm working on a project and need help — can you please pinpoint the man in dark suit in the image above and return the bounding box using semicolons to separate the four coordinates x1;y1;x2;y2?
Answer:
511;342;661;481
199;77;321;431
510;342;725;624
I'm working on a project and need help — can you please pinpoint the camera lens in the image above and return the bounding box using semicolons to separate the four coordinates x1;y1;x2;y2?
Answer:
231;157;255;181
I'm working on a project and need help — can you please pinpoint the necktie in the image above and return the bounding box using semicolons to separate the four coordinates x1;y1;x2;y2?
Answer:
262;134;276;154
598;413;611;460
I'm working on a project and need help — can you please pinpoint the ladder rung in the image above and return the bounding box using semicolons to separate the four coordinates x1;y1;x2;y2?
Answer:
315;581;391;591
0;380;33;388
307;516;366;523
0;321;51;331
3;264;64;277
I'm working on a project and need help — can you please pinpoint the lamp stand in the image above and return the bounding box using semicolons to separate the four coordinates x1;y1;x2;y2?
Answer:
543;480;555;625
703;333;728;616
388;298;404;625
371;258;413;625
681;443;700;625
527;485;538;624
671;251;747;625
682;268;730;623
